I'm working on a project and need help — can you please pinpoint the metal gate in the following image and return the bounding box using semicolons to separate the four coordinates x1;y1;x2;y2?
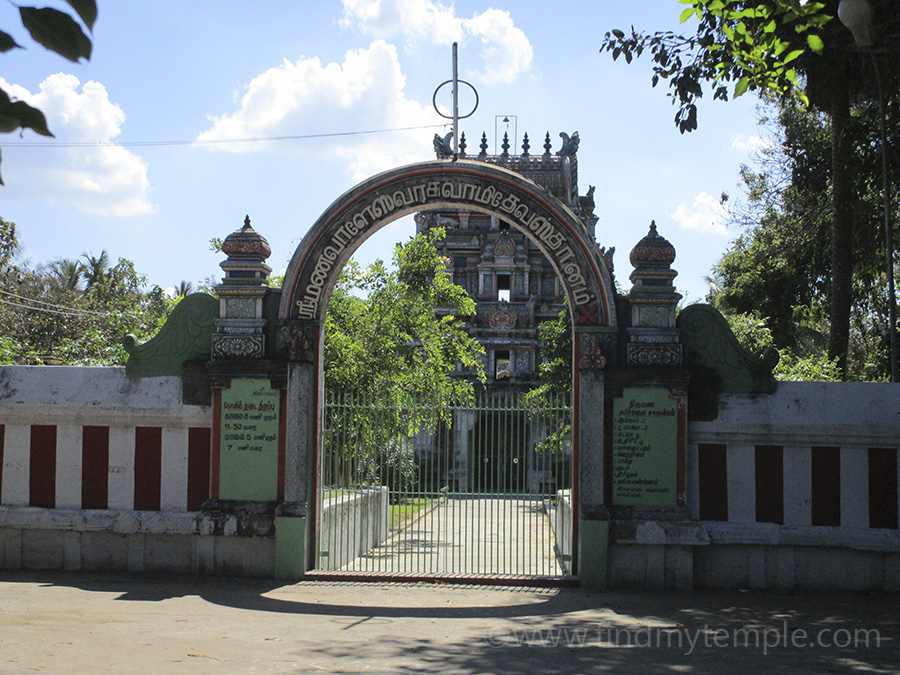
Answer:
311;389;573;582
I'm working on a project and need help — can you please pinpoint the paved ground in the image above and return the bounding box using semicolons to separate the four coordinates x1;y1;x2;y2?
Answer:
2;569;899;674
340;495;563;576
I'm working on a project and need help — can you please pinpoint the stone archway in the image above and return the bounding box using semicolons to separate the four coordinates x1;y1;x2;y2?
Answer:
274;160;616;585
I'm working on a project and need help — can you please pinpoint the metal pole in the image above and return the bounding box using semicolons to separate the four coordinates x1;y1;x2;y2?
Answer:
871;49;898;382
452;42;459;159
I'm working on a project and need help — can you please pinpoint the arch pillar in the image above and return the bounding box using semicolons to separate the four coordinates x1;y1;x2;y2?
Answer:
574;326;615;587
274;325;318;579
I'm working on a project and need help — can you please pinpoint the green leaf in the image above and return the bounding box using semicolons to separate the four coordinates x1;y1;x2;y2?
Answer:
734;76;749;98
0;31;23;53
806;34;824;53
679;7;695;23
63;0;98;31
0;89;54;137
611;28;624;39
783;49;804;65
19;7;93;62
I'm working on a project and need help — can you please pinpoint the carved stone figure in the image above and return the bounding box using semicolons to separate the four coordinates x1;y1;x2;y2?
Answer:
433;132;454;159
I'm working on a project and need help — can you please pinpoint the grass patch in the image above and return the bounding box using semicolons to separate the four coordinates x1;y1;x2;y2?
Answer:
389;497;435;529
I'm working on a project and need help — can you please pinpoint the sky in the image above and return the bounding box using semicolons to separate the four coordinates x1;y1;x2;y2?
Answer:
0;0;768;303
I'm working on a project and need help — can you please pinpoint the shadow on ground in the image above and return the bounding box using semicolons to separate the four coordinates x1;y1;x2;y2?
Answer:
2;570;898;674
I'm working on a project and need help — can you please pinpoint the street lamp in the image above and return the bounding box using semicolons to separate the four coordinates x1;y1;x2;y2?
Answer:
838;0;898;382
838;0;874;47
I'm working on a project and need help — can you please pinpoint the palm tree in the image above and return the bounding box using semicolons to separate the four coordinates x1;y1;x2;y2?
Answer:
81;250;110;288
50;258;84;291
176;280;193;297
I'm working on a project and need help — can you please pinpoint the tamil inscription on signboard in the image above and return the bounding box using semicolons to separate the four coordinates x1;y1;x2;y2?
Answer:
219;378;280;501
612;387;677;506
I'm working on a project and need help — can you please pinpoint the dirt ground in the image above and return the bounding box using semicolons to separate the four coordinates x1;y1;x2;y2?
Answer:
1;570;898;674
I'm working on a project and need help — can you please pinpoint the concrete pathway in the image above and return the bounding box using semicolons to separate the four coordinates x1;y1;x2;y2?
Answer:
338;495;564;577
1;570;898;674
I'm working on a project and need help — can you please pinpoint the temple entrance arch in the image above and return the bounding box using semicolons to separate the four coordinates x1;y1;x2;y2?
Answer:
276;160;615;585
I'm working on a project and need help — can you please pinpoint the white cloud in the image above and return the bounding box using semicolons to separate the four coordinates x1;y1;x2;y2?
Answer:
340;0;532;84
670;192;729;235
462;9;533;85
340;0;462;43
198;41;439;181
730;134;773;153
1;74;154;217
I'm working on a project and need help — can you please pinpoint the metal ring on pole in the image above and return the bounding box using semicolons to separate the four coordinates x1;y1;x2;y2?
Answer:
432;79;479;120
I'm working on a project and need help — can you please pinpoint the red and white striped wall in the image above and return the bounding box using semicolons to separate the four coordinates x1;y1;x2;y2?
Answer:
0;367;212;514
0;424;211;512
688;382;900;531
691;443;900;529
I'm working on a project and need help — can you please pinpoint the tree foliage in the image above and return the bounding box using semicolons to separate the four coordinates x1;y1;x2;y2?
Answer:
322;229;485;487
0;0;97;183
602;0;832;133
603;0;900;375
0;216;172;365
710;95;897;380
324;228;485;434
721;310;842;380
525;306;573;454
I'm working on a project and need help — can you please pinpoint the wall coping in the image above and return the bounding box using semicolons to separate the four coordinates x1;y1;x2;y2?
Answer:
689;382;900;446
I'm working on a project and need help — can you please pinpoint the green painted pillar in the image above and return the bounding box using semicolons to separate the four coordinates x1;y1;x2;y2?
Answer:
579;516;609;589
274;504;307;580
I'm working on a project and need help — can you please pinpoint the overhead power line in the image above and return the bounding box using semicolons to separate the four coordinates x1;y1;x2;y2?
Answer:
4;123;450;149
0;288;109;318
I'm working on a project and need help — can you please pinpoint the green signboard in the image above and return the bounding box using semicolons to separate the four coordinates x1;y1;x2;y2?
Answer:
219;378;280;501
612;387;677;506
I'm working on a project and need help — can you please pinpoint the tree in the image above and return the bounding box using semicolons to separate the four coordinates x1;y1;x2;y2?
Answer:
525;305;573;454
0;221;171;366
175;280;193;297
1;1;97;184
324;228;484;408
602;0;900;376
713;95;896;379
81;250;109;288
601;1;833;133
50;258;84;290
723;310;842;380
322;228;484;488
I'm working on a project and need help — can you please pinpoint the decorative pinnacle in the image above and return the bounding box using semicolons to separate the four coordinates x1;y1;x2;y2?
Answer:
521;132;530;156
243;215;252;230
459;131;467;156
501;131;510;157
543;132;552;157
479;132;489;157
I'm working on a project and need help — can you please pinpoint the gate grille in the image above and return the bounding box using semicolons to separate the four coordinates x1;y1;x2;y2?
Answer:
313;390;573;581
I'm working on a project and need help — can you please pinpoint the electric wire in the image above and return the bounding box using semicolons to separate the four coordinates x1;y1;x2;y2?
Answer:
0;288;111;318
4;123;451;149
